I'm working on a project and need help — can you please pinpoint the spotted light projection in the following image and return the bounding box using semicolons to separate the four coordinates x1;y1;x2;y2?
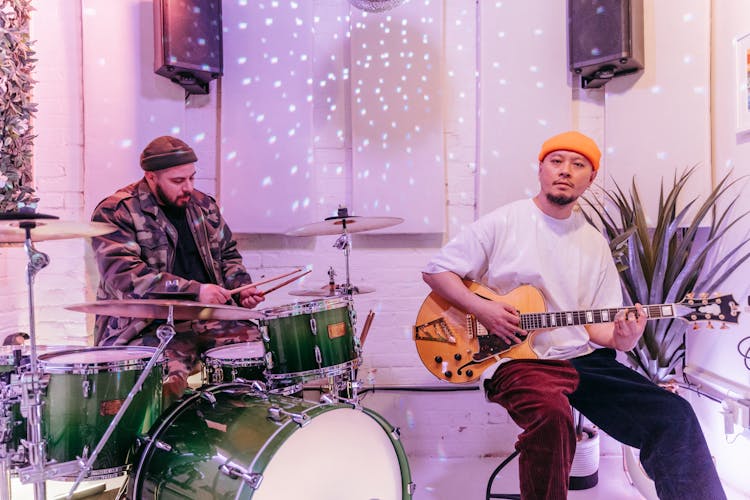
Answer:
349;1;444;232
220;0;444;233
477;1;572;216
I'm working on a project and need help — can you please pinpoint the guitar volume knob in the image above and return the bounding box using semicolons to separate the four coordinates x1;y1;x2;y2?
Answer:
454;353;462;361
444;371;452;378
434;356;443;363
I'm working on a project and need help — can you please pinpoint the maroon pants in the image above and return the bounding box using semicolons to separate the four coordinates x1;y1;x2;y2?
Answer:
484;359;579;500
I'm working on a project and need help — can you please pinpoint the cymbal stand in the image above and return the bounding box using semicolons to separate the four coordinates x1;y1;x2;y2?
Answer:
332;224;353;296
65;316;176;499
16;222;50;500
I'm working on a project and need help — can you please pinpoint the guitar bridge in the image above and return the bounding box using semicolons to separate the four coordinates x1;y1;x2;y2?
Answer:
414;318;456;344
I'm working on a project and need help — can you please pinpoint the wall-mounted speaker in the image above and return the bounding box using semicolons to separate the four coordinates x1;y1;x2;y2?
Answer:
568;0;644;88
153;0;223;95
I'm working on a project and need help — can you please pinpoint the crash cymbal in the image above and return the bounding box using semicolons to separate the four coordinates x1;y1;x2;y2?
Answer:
286;216;403;237
0;219;116;244
66;299;263;321
288;284;375;297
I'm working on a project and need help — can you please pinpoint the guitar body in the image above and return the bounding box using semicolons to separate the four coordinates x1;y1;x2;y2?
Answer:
414;281;546;384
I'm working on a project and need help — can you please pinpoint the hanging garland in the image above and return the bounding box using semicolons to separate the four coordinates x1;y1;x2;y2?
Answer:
0;0;37;212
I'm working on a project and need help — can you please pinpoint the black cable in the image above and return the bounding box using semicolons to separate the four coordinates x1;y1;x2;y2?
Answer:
737;335;750;371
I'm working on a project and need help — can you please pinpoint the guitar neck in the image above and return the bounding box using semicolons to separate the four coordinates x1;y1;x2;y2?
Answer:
518;304;675;330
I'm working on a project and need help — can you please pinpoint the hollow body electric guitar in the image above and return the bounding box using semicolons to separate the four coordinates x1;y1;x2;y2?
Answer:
413;280;741;384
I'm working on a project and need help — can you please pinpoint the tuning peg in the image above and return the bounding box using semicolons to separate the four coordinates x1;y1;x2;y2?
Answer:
706;321;714;330
720;322;729;330
692;323;700;330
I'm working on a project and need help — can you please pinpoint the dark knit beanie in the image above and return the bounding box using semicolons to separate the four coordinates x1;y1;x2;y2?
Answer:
140;136;198;171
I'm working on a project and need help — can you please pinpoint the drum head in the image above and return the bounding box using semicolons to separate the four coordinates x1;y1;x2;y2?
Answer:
253;408;406;500
204;342;264;361
260;296;351;319
39;346;159;373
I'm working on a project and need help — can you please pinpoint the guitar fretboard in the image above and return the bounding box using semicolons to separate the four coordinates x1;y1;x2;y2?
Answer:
519;304;674;330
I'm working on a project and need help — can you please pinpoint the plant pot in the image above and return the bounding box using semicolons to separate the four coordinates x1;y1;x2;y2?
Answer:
569;427;599;490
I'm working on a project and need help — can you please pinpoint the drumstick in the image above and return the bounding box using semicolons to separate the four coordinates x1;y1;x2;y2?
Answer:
359;310;375;347
229;268;303;294
260;269;312;296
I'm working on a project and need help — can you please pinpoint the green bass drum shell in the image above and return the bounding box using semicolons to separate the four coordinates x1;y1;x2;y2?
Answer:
129;383;414;499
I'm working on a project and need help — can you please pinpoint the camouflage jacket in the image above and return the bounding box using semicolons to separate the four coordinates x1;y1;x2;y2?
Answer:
91;179;252;345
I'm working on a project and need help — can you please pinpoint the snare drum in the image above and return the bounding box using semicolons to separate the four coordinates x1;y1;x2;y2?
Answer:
260;297;358;383
130;383;414;499
38;346;164;479
202;342;266;384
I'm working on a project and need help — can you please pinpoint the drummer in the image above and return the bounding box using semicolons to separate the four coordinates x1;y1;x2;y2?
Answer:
90;135;265;401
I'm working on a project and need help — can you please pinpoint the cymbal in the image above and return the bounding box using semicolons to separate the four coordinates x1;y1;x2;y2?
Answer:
286;215;404;237
288;284;375;297
65;299;263;321
0;219;116;244
0;211;59;221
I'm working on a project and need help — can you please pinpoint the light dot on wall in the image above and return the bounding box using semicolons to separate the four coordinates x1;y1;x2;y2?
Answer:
261;176;272;187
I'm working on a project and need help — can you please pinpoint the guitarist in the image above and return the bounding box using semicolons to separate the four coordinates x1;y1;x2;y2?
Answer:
422;131;725;500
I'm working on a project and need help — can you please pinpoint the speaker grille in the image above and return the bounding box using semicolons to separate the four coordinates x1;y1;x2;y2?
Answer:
568;0;630;71
154;0;223;92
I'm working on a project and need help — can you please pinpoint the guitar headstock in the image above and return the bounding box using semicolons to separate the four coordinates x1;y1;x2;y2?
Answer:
677;293;741;329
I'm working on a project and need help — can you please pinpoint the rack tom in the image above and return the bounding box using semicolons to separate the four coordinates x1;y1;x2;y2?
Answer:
259;297;358;384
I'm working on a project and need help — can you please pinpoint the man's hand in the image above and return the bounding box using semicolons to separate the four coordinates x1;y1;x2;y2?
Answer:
238;286;265;309
473;299;527;345
611;304;646;351
198;283;233;305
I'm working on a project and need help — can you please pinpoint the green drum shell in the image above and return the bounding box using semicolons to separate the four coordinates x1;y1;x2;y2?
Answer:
202;343;266;384
39;347;164;479
0;345;89;462
130;383;413;499
260;298;356;381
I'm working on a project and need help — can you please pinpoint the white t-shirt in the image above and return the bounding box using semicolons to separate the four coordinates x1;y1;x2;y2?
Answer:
424;198;623;371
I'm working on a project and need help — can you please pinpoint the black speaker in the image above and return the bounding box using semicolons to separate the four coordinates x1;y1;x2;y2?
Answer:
568;0;644;88
153;0;223;95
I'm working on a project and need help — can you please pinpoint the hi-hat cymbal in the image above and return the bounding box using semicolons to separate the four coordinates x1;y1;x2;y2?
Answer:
288;284;375;297
66;299;263;321
286;215;404;237
0;219;116;244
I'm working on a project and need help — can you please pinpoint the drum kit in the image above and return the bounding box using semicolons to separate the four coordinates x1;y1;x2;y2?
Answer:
0;207;416;499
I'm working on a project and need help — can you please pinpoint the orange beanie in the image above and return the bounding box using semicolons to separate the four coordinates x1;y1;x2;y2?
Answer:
538;131;601;171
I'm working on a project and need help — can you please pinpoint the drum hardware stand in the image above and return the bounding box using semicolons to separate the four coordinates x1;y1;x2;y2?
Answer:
4;221;53;500
331;208;357;297
64;317;176;499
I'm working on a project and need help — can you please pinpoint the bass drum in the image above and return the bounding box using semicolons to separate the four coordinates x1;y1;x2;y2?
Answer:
129;383;414;499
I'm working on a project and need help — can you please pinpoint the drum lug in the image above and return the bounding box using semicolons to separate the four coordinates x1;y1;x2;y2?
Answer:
408;482;417;495
267;405;310;427
154;439;172;452
260;325;269;342
349;306;357;327
314;346;322;367
264;351;274;369
218;462;263;489
200;391;217;405
82;379;91;399
310;317;317;335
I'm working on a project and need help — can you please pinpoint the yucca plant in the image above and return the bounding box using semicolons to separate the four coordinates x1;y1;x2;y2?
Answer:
583;168;750;382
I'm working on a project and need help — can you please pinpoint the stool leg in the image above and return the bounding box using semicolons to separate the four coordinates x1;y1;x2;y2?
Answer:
486;450;521;500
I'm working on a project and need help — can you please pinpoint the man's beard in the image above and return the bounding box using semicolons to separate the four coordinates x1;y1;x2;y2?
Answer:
546;193;576;206
155;184;189;208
